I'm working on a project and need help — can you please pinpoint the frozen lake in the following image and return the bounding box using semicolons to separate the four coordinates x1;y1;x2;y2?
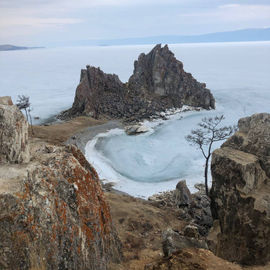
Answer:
1;42;270;197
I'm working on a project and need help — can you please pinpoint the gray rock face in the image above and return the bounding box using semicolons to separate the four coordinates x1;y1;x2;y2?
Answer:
62;66;126;119
210;113;270;265
162;228;208;257
0;97;29;164
60;45;215;121
148;180;213;236
128;44;215;109
173;180;192;207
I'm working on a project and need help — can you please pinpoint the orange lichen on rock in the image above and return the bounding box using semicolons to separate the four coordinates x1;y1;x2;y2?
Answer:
0;143;122;270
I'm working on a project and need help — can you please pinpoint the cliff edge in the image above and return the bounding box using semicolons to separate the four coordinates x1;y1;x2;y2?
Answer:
210;113;270;265
0;97;122;269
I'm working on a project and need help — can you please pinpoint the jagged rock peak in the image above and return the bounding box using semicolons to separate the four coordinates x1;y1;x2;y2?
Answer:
64;65;126;118
210;113;270;265
128;44;215;109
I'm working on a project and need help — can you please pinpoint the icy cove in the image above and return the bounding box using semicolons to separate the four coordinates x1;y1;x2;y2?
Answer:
84;42;270;197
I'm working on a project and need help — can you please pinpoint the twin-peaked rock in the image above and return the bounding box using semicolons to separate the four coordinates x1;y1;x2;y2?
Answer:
60;44;215;121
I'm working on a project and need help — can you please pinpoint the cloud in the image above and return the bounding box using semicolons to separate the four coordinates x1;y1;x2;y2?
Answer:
181;4;270;24
219;4;241;9
0;1;270;45
0;17;83;27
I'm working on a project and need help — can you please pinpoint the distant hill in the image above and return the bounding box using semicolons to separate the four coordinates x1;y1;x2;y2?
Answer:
64;28;270;47
0;44;43;51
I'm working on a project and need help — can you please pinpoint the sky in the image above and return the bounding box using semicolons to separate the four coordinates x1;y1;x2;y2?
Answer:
1;0;270;46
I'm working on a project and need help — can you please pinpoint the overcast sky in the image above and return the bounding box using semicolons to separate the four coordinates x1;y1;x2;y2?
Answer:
1;0;270;46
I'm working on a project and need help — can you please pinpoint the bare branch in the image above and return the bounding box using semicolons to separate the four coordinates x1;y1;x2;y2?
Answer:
185;114;236;196
16;95;34;135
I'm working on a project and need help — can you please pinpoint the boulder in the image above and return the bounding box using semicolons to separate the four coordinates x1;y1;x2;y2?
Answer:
148;181;213;236
0;96;13;105
183;224;200;239
162;228;208;257
125;124;149;135
173;180;192;207
0;98;29;164
210;113;270;265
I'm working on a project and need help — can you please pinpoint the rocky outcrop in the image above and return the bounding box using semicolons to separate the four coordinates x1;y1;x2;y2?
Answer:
148;181;213;236
0;99;122;269
173;180;192;207
162;228;208;257
65;66;126;119
0;96;29;164
60;45;215;122
210;113;270;265
128;44;215;109
125;124;149;135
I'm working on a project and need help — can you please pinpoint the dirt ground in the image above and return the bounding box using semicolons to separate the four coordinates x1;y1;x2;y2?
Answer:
31;116;106;145
106;192;186;270
106;191;270;270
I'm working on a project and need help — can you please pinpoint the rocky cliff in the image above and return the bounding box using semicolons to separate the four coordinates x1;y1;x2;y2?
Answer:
60;44;215;121
0;98;122;269
210;113;270;265
0;96;29;164
128;44;215;109
68;66;126;119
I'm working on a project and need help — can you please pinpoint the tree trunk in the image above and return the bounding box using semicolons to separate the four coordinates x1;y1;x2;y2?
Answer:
204;157;209;196
24;109;29;122
28;111;34;135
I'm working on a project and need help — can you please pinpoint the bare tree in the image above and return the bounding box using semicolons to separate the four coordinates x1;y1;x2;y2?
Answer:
16;95;34;134
185;115;236;196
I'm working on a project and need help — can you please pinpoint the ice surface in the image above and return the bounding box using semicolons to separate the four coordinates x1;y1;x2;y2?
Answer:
1;42;270;197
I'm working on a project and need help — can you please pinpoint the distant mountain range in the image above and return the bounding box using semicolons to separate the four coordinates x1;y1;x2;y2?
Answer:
0;45;43;51
66;27;270;47
2;28;270;49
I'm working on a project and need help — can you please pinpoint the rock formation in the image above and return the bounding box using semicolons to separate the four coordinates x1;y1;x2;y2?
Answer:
162;228;208;257
0;99;122;269
148;181;213;236
128;44;215;109
210;113;270;265
66;66;126;119
0;96;29;164
173;180;192;207
60;44;215;121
